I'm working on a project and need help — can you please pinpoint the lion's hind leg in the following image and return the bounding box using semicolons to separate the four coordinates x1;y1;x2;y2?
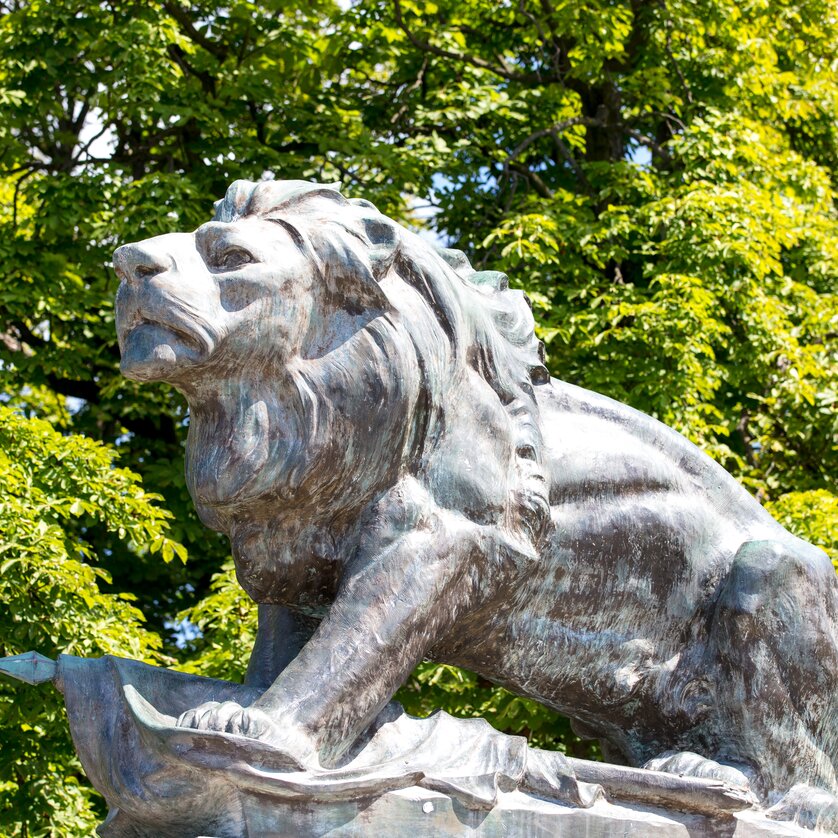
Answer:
765;784;838;831
643;751;754;789
706;537;838;828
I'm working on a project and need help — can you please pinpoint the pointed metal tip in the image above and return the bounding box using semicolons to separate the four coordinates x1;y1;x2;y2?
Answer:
0;651;58;685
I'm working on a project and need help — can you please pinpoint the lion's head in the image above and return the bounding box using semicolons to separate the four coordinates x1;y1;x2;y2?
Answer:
115;179;550;546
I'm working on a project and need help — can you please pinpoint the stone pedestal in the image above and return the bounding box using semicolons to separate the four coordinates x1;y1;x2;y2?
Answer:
205;786;808;838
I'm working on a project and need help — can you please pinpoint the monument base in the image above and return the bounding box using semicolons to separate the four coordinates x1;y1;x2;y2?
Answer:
182;787;807;838
0;653;817;838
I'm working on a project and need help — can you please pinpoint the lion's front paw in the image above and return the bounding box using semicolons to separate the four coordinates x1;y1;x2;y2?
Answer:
177;700;274;739
175;701;318;769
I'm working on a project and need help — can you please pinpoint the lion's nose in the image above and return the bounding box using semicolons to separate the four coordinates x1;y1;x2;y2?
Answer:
113;243;173;284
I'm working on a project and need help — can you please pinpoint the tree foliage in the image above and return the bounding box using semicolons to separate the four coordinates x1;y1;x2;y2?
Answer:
0;0;836;834
0;406;181;835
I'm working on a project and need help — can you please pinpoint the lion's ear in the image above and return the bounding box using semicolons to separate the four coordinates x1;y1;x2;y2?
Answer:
355;208;401;282
366;218;400;280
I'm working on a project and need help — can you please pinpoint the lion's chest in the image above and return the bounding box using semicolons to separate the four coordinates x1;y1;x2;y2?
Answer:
228;516;342;614
185;395;298;516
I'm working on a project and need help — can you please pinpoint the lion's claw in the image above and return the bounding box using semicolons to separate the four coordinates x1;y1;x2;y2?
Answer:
176;701;273;740
175;699;319;770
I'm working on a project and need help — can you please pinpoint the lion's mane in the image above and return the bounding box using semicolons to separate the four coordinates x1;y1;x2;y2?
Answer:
214;179;551;546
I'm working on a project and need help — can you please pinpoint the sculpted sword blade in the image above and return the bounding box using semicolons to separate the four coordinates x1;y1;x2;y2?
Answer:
0;651;57;685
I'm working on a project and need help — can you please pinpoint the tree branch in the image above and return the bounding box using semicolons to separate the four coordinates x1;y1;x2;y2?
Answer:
509;161;553;198
504;116;597;195
390;55;429;125
392;0;565;86
11;169;37;230
72;120;111;167
663;10;693;106
550;130;594;194
167;43;217;96
161;1;228;62
624;127;672;165
46;374;100;403
506;116;594;164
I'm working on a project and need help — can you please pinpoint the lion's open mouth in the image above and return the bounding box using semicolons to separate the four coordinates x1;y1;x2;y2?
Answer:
127;316;204;353
118;312;212;382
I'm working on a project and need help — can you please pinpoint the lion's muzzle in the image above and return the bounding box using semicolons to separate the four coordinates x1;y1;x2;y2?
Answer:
113;241;176;286
114;233;221;383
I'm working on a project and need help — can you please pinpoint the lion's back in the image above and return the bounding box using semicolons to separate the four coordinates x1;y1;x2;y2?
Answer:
492;378;796;661
537;378;785;543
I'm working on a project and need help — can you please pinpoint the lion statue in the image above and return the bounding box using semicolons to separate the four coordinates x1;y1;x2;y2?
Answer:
114;179;838;827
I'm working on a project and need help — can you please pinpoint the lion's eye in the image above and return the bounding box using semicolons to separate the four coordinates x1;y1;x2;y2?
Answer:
214;247;253;271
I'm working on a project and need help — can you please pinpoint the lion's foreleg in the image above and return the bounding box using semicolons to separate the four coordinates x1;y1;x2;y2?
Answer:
253;509;486;767
244;604;317;690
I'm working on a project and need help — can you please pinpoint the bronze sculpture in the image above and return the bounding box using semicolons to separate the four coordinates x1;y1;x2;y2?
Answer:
108;178;838;830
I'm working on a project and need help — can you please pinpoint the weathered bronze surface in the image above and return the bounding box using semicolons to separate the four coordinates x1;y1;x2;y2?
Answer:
109;179;838;830
34;177;838;834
